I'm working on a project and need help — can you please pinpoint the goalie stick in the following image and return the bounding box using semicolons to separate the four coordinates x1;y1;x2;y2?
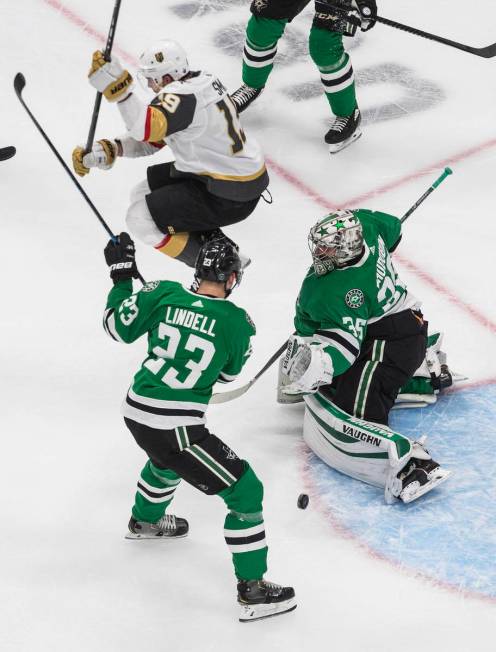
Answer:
85;0;122;153
401;167;452;224
210;340;289;404
13;73;145;284
0;146;16;161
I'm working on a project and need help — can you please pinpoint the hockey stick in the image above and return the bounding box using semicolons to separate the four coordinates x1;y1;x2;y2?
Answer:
0;146;16;161
375;15;496;59
323;3;496;58
85;0;122;153
401;167;452;223
13;73;145;284
210;340;289;404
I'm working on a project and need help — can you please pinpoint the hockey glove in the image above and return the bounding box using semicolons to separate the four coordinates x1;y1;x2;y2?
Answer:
352;0;377;31
281;336;334;394
72;139;118;177
88;51;133;102
104;232;139;282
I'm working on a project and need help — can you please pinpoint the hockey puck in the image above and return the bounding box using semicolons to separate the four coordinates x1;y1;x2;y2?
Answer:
297;493;309;509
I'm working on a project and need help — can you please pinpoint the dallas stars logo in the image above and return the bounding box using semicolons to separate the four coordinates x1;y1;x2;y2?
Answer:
317;219;346;237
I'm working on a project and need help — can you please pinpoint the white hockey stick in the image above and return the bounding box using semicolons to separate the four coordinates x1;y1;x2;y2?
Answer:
211;340;288;404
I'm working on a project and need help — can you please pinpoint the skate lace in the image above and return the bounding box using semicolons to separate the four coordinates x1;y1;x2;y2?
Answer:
331;116;349;133
232;85;257;103
261;580;282;594
156;513;177;531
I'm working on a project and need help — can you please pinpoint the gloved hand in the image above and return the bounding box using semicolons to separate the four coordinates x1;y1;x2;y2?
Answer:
104;232;139;282
281;335;334;394
72;139;117;177
88;50;133;102
352;0;377;31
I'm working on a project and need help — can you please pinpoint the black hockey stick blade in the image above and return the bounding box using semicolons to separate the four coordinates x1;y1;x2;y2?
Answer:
85;0;122;152
376;15;496;58
211;340;288;404
0;146;16;161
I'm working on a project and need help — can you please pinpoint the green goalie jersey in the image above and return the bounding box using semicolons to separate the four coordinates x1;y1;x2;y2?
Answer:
103;279;255;429
294;209;419;378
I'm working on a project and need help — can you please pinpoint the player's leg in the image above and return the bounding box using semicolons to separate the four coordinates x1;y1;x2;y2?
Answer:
156;423;295;621
303;392;451;503
123;419;190;538
126;460;188;539
309;7;361;152
309;311;450;502
126;163;258;267
231;0;310;112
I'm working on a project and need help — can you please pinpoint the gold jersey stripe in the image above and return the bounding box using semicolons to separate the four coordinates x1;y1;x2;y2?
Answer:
196;164;267;183
146;106;169;142
156;233;189;258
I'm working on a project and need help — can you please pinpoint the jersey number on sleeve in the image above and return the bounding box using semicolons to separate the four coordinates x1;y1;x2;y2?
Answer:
143;323;215;389
217;98;246;154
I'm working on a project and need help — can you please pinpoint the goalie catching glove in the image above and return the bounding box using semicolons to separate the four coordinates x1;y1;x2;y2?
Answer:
281;336;334;395
72;139;117;177
104;232;139;283
88;50;133;102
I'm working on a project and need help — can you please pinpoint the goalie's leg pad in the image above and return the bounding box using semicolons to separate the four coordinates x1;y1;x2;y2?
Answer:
303;392;411;489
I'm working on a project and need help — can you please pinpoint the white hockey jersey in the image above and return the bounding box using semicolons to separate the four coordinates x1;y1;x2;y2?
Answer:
117;71;269;201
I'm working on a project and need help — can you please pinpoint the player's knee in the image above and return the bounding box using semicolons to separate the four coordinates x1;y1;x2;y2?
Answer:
126;200;164;246
246;15;286;47
309;26;344;65
221;463;264;515
129;178;151;205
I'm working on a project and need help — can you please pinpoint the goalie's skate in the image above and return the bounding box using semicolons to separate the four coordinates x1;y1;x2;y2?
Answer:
238;579;296;622
325;108;362;154
125;514;189;539
399;459;451;504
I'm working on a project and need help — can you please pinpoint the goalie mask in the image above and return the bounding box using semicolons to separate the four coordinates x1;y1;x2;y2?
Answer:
308;210;364;275
138;40;189;90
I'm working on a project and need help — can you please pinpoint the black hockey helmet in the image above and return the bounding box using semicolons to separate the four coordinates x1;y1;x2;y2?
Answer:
194;238;243;294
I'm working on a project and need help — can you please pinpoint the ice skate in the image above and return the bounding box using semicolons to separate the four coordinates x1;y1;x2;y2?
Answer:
125;514;189;539
398;458;451;504
204;228;251;269
237;579;296;622
230;84;264;113
325;108;362;154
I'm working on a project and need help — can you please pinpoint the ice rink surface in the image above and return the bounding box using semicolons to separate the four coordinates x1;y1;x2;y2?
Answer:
1;1;496;650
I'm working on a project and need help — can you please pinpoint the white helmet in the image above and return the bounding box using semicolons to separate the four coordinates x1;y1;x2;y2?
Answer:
138;39;189;87
308;210;364;275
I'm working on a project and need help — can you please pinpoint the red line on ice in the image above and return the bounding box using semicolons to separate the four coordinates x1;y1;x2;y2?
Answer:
44;0;496;335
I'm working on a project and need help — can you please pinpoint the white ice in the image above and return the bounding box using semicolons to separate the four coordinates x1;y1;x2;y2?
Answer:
1;1;495;650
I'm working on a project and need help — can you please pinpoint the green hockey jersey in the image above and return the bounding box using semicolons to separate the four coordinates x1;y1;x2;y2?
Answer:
103;279;255;428
294;209;418;378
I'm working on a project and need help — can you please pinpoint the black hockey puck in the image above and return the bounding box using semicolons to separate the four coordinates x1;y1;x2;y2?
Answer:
297;493;309;509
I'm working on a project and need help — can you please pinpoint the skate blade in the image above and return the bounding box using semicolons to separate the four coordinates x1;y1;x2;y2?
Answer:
328;129;362;154
400;469;451;504
124;531;188;540
239;598;297;622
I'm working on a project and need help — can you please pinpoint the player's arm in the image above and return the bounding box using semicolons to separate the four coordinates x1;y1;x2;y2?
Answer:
285;290;368;393
218;310;256;383
86;49;196;140
355;209;403;252
72;135;165;177
102;233;157;344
